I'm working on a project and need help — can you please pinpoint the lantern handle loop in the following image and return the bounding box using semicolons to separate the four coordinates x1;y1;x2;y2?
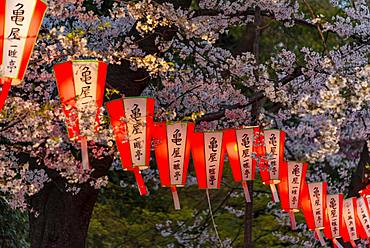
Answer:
242;181;251;203
315;228;326;247
0;78;12;111
349;240;356;248
206;189;224;248
332;238;343;248
133;168;148;196
80;136;90;170
289;211;297;230
171;186;180;210
270;184;280;203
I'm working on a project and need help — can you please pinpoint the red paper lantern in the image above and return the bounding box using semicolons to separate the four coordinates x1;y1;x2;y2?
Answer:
259;129;285;202
355;196;370;240
191;131;226;189
323;194;344;247
359;185;370;199
0;0;47;110
278;161;308;230
301;181;328;246
106;97;155;196
153;121;194;209
54;60;107;170
360;186;370;217
341;197;359;247
224;127;262;202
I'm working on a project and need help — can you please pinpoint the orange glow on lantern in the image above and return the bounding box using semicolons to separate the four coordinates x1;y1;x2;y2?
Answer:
106;97;154;196
355;196;370;240
191;131;226;189
54;60;107;170
259;129;285;202
278;161;308;230
0;0;47;110
341;197;360;247
301;181;327;246
153;121;194;209
323;193;344;247
224;126;260;202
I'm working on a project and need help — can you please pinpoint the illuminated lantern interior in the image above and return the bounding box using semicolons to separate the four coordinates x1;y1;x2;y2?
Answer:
278;161;308;230
191;131;226;190
301;181;327;246
323;194;344;247
259;129;285;202
342;197;359;247
0;0;47;110
224;126;260;203
355;196;370;240
153;121;194;209
106;97;154;196
54;60;107;170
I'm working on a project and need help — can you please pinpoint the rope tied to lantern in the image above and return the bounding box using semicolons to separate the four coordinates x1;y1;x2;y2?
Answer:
54;60;107;171
0;0;47;111
106;97;155;196
153;121;195;210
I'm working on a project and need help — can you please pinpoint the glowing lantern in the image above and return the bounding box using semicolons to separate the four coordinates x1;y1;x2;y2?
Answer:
259;129;285;202
359;184;370;200
54;60;107;170
106;97;154;196
0;0;47;110
153;122;194;209
301;181;327;246
342;197;359;247
278;161;308;230
355;196;370;240
224;127;263;202
359;185;370;217
191;131;226;189
323;194;344;248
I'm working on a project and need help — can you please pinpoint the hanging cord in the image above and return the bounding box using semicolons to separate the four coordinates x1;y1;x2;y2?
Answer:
206;189;224;248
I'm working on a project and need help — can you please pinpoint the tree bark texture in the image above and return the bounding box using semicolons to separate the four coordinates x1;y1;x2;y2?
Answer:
244;7;262;248
29;153;113;248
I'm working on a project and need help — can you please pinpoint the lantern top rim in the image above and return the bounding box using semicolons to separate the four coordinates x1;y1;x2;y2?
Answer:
122;96;155;100
286;160;309;164
72;59;102;63
306;181;326;184
263;128;285;132
225;126;260;130
194;130;224;134
327;193;343;197
156;120;195;125
0;77;22;86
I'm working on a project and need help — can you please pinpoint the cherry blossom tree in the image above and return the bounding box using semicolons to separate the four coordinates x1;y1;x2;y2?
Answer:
0;0;369;247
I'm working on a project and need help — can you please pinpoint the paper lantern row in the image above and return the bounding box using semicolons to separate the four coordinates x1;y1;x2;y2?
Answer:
105;97;286;207
50;60;370;248
50;60;286;208
300;184;370;248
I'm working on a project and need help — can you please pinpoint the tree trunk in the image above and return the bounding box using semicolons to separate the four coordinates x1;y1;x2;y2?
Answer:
28;145;113;248
348;142;370;197
29;181;99;248
244;7;262;248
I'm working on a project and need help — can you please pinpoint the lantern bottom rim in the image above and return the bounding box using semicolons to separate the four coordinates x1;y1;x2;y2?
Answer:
262;180;281;185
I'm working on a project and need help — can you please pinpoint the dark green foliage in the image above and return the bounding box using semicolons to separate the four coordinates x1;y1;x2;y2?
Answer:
0;198;29;248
